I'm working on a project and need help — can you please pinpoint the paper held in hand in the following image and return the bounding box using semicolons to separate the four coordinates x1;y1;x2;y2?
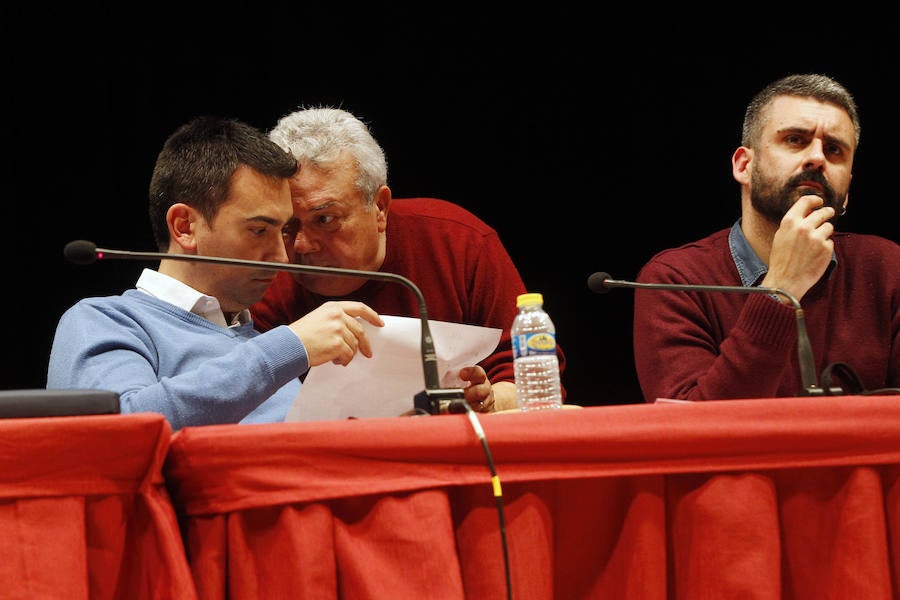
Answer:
285;315;502;421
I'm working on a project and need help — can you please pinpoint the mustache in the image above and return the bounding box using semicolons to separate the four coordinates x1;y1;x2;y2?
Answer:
786;170;835;203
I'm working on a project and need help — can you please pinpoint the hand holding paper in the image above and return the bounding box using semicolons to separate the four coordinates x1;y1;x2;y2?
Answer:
286;315;502;421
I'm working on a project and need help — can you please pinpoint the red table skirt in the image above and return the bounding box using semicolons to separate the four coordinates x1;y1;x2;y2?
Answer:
0;413;196;600
165;395;900;599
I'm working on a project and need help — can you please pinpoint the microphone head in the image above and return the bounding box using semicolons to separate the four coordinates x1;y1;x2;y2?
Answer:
64;240;99;265
587;271;613;294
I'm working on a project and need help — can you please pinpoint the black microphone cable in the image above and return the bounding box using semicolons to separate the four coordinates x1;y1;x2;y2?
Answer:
820;362;900;395
448;400;512;600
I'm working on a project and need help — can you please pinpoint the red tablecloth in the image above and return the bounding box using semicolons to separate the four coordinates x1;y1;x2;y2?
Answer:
165;396;900;599
0;412;196;600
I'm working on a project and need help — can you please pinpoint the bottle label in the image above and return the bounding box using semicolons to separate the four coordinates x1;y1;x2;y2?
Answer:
512;332;557;358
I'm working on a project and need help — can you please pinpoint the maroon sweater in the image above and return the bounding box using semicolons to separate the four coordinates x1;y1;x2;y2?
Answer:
252;198;566;392
634;229;900;402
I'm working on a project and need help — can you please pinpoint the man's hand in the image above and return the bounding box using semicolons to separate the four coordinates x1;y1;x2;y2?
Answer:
288;301;383;367
458;365;496;413
762;195;835;302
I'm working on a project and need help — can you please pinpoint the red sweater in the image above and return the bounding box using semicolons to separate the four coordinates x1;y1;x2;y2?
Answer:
634;229;900;402
252;198;566;391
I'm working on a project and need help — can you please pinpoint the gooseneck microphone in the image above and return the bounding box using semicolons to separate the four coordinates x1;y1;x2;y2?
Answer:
587;271;824;396
64;240;466;415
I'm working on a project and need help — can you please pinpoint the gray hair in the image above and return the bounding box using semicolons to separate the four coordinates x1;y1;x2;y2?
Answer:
741;73;861;149
268;107;388;206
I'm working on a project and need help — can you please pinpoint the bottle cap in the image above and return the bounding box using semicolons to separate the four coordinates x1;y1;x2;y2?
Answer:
516;292;543;307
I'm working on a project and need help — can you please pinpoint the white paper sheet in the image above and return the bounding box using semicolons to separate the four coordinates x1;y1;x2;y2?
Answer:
285;315;502;421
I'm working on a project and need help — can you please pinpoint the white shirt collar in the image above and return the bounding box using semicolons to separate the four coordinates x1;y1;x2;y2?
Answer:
135;268;251;328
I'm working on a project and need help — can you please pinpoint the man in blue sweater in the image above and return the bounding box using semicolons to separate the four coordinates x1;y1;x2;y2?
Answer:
47;116;382;430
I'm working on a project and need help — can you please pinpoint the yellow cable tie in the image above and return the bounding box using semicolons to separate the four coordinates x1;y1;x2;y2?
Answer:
491;475;502;497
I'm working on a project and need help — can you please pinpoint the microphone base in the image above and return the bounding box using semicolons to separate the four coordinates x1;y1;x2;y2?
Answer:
803;386;848;396
413;388;466;415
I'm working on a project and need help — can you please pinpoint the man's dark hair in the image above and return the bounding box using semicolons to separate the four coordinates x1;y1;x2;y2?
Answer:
741;73;860;149
148;116;298;250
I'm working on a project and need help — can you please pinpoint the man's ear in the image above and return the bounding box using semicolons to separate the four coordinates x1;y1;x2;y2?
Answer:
732;146;753;185
841;172;852;216
166;203;199;252
373;185;391;233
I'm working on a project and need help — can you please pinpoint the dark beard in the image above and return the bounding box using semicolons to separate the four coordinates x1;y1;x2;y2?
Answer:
750;168;844;225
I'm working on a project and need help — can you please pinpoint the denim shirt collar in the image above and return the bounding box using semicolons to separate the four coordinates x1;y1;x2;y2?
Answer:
727;219;837;287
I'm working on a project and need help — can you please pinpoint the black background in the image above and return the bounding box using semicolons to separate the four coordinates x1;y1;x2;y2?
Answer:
4;9;897;406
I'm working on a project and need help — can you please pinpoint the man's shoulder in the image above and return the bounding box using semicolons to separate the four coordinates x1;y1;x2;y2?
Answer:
392;197;485;220
66;289;135;308
390;197;496;233
391;197;460;210
833;232;900;272
834;231;900;253
648;228;731;261
63;289;167;320
639;228;733;281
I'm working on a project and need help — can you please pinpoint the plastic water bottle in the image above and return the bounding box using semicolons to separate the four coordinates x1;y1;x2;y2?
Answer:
511;292;563;411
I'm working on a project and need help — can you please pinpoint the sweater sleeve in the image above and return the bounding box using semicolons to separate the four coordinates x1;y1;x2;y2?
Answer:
462;226;567;398
467;232;524;385
47;298;309;430
633;259;797;402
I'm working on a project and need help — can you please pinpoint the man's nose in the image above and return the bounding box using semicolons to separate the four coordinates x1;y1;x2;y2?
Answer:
293;229;320;254
267;236;291;264
803;140;827;171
